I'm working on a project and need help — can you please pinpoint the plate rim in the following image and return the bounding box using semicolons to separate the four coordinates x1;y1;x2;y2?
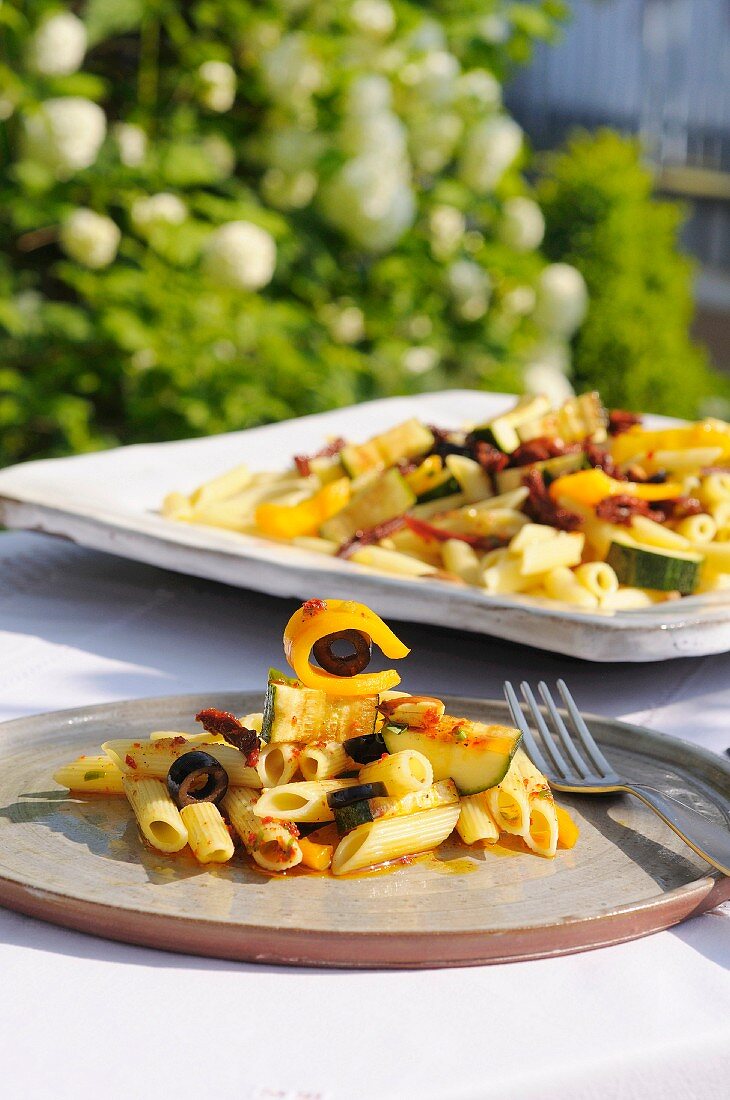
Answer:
1;690;728;969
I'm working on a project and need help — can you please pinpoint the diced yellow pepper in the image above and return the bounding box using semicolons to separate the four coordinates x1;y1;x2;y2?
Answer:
610;423;730;465
406;455;443;496
283;598;410;695
556;805;580;849
255;478;350;539
298;835;333;871
549;469;683;506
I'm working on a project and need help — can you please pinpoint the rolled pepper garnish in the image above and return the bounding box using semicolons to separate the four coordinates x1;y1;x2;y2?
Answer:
283;598;410;695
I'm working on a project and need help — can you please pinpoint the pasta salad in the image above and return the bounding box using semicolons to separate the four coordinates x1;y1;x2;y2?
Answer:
163;394;730;611
53;599;578;876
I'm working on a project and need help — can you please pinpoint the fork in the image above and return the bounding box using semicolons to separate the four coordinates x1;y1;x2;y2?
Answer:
504;678;730;876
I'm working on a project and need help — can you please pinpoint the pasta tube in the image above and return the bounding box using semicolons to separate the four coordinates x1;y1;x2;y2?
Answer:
519;532;584;576
283;599;410;695
441;539;481;585
103;738;261;788
122;777;188;853
253;779;360;823
222;788;302;871
675;514;716;543
331;803;460;875
487;752;531;836
180;802;235;864
300;740;354;782
543;566;598;609
456;793;500;845
699;472;730;508
257;742;301;787
54;754;125;795
573;561;618;600
359;750;434;799
149;730;225;744
349;545;439;577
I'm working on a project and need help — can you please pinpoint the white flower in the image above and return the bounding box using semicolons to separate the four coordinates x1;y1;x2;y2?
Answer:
350;0;396;38
524;346;575;406
259;127;325;172
262;168;317;209
60;209;120;269
429;205;465;257
478;15;510;44
459;115;522;193
501;285;536;316
113;123;147;168
457;69;502;112
0;94;16;121
131;193;187;233
320;156;415;251
403;346;439;375
345;74;392;117
322;302;366;344
203;222;277;291
499;196;545;253
400;51;459;106
23;98;106;179
198;60;236;113
409;111;462;173
261;35;323;105
202;134;236;177
341;110;408;163
446;260;491;321
406;20;446;52
27;13;86;77
533;264;589;336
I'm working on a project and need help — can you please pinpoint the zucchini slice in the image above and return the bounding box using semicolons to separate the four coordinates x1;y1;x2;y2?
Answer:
519;392;608;445
470;396;552;454
606;535;701;594
416;469;461;504
340;419;434;478
262;677;378;744
381;718;521;795
319;467;416;544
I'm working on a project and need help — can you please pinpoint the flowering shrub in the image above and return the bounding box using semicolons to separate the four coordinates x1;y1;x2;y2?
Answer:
1;0;596;465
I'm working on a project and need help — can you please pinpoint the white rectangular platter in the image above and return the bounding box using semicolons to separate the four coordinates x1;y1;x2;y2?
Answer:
1;389;728;662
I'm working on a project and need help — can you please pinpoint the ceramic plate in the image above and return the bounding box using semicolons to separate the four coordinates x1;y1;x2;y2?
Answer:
0;390;729;662
0;692;728;968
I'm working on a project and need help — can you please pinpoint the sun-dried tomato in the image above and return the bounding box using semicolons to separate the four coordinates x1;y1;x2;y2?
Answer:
428;425;471;460
522;469;582;531
336;515;408;558
301;598;327;617
195;708;259;754
510;437;581;466
472;440;509;474
608;409;643;436
658;496;704;520
583;442;619;478
293;437;346;478
595;495;658;526
404;515;507;551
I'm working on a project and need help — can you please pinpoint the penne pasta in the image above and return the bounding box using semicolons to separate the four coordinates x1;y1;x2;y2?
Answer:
441;539;481;585
180;802;235;864
253;779;360;823
122;777;189;853
487;751;532;836
699;472;730;508
222;788;302;871
674;514;716;543
257;742;301;787
359;750;434;799
573;561;618;599
364;780;458;823
519;532;584;576
350;545;439;577
149;729;225;744
456;793;500;845
103;737;262;788
53;754;125;795
299;740;354;782
331;803;460;875
543;566;599;609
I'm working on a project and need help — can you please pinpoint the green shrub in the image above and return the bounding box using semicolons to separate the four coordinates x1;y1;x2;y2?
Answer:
0;0;574;466
537;129;727;418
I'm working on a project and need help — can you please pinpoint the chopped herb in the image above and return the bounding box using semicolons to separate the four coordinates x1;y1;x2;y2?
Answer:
83;770;103;781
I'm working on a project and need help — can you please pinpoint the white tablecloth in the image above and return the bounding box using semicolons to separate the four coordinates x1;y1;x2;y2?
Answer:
1;532;728;1100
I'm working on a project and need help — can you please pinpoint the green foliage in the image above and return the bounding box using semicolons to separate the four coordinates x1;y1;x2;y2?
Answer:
0;0;568;466
537;129;726;418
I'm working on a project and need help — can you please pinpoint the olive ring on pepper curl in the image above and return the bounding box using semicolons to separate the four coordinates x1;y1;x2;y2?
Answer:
312;629;372;677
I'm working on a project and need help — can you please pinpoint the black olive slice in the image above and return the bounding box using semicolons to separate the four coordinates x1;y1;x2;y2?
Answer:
167;751;229;809
312;629;372;677
326;782;388;810
343;732;387;765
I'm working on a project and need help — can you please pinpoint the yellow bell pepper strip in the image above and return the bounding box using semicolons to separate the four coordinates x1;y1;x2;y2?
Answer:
283;599;410;695
256;478;350;539
556;805;580;849
549;469;683;508
611;422;730;465
405;455;443;496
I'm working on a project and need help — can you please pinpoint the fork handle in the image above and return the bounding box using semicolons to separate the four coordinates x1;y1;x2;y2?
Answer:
622;783;730;876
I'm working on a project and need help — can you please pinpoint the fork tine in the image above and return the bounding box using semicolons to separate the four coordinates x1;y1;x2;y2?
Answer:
537;681;592;779
520;681;571;779
503;682;550;774
557;679;616;778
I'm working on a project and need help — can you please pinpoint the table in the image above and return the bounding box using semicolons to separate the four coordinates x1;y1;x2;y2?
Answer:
1;531;728;1100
